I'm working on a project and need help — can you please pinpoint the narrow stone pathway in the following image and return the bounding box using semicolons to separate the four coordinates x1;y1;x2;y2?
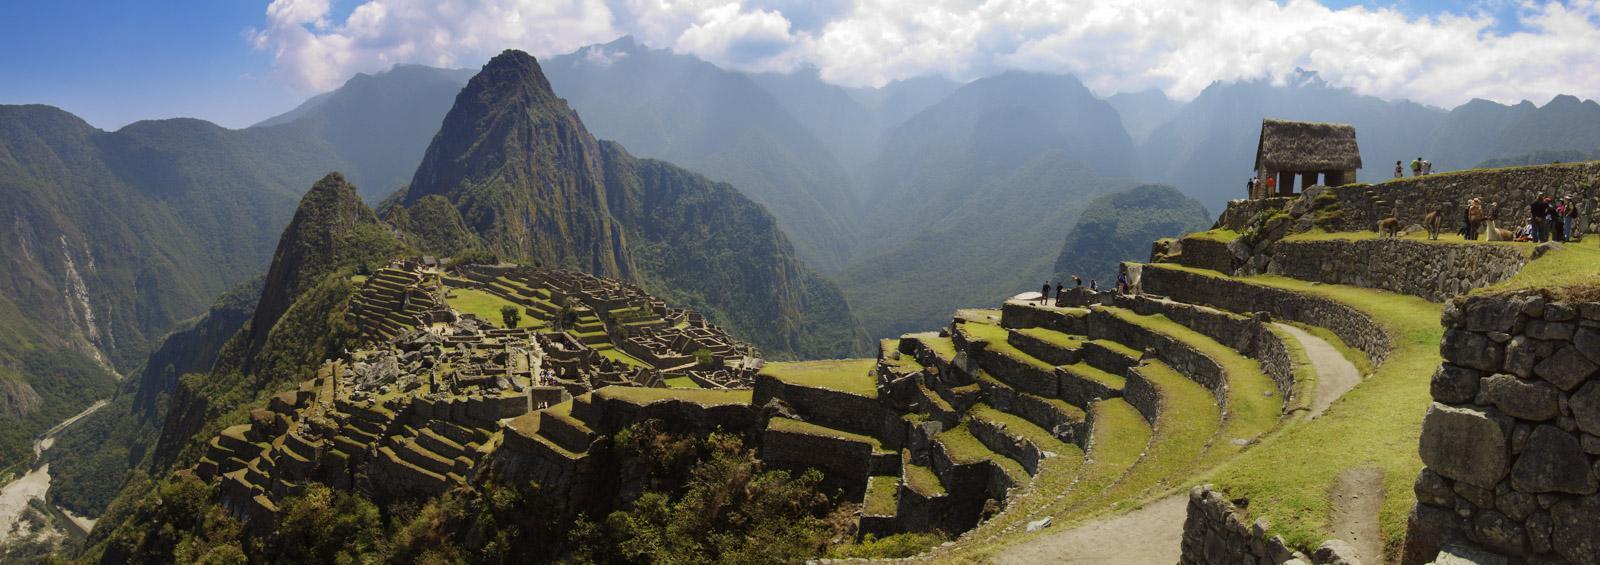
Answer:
1272;323;1362;419
994;494;1188;564
1329;467;1385;564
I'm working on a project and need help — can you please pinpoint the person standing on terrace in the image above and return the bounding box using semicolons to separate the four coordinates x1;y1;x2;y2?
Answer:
1394;161;1403;178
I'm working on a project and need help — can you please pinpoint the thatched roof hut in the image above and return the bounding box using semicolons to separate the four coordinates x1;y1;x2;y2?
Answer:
1254;119;1362;173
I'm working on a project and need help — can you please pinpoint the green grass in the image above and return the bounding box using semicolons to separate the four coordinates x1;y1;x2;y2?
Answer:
598;348;650;369
446;288;541;328
1476;235;1600;299
969;404;1070;454
759;358;879;398
1174;271;1443;558
661;376;701;389
1084;362;1220;501
1059;362;1126;390
913;334;959;364
902;452;947;497
596;386;753;407
958;322;1055;373
1183;228;1241;243
768;417;885;451
1099;307;1281;442
864;476;900;516
1063;399;1151;504
1014;327;1084;350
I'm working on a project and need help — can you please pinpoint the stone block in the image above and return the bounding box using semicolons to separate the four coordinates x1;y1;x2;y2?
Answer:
1526;510;1553;555
1503;336;1555;379
1420;403;1509;489
1416;468;1455;507
1476;373;1561;422
1454;480;1494;508
1571;381;1600;436
1462;296;1524;333
1471;509;1526;556
1534;346;1598;391
1524;320;1575;341
1431;364;1482;404
1551;495;1600;564
1545;303;1578;322
1496;490;1539;521
1576;328;1600;365
1511;425;1598;494
1312;539;1360;564
1442;330;1503;372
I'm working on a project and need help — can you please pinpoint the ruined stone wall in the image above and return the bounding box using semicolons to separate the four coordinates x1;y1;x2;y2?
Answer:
1181;485;1315;565
1141;265;1390;366
1113;295;1296;401
1216;197;1294;232
1322;162;1600;236
752;375;907;450
1268;239;1527;302
1404;290;1600;564
1170;237;1238;274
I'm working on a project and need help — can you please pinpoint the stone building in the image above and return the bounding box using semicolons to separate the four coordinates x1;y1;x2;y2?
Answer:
1252;119;1361;199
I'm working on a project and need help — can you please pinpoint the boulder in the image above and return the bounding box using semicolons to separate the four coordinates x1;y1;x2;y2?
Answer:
1420;403;1509;489
1534;346;1598;391
1442;330;1503;372
1551;495;1600;564
1475;373;1560;422
1511;425;1597;494
1460;296;1523;333
1431;364;1482;404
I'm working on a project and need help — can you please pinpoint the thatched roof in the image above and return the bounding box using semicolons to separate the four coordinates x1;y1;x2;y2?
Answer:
1254;119;1362;172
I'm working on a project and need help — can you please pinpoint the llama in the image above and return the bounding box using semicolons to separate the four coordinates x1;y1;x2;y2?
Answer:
1423;209;1441;240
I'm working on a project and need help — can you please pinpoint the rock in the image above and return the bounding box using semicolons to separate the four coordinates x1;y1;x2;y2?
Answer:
1533;346;1597;390
1575;328;1600;366
1420;403;1510;489
1532;241;1564;260
1402;504;1460;565
1545;302;1578;322
1025;516;1051;532
1432;364;1482;404
1526;510;1553;555
1454;480;1494;508
1443;330;1504;372
1503;336;1554;379
1313;538;1361;564
1520;294;1548;319
1511;425;1598;494
1476;373;1561;421
1496;490;1539;521
1512;423;1532;454
1525;320;1576;341
1472;509;1526;556
1416;469;1455;507
1551;495;1600;564
1570;381;1600;436
1433;542;1509;565
1462;296;1524;333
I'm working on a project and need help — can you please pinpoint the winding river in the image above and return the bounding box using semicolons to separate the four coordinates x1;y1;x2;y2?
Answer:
0;399;108;543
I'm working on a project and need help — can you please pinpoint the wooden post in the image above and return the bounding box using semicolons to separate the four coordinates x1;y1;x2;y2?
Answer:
1278;171;1295;196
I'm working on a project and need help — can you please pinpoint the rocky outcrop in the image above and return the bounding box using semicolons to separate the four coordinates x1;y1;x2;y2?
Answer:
1405;290;1600;564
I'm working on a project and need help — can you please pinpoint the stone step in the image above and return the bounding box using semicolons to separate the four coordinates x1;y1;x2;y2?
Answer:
969;403;1075;476
1082;339;1141;376
395;438;457;477
416;428;467;460
1057;362;1127;407
538;407;595;454
1006;327;1085;366
975;371;1088;448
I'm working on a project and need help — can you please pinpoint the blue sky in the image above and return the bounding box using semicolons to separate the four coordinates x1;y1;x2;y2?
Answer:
2;0;1595;130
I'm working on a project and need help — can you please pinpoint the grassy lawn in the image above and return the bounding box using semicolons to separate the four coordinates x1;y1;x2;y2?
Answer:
1476;235;1600;299
597;386;753;407
903;453;948;496
1184;228;1241;243
1192;272;1442;558
1014;327;1084;350
661;375;701;389
760;358;879;398
598;348;650;369
446;288;541;328
864;476;901;516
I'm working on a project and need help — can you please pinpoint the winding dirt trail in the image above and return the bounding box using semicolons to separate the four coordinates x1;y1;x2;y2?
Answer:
1272;323;1362;419
995;494;1188;564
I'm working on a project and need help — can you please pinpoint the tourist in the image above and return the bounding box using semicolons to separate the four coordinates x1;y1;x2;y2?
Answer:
1411;157;1422;177
1265;175;1277;195
1055;281;1064;302
1422;160;1433;175
1089;279;1098;292
1116;271;1129;294
1247;177;1258;198
1073;275;1082;288
1040;281;1051;305
1532;195;1549;242
1394;160;1403;178
1566;198;1580;242
1466;198;1485;241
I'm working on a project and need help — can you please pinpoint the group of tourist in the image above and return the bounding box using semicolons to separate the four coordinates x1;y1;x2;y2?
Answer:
1527;194;1580;243
1246;176;1278;199
1036;271;1134;305
1397;157;1433;178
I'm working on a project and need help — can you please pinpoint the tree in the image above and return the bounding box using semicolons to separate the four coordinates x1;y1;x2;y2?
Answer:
500;305;521;328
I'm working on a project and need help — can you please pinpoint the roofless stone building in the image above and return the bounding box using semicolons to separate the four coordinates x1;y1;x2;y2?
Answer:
1252;119;1361;199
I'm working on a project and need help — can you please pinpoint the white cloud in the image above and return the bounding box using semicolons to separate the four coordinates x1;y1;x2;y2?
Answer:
251;0;1600;108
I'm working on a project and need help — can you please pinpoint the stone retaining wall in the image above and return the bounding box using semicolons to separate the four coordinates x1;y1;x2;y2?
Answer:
753;374;908;449
1321;162;1600;237
1268;239;1526;302
1170;237;1239;273
1181;485;1314;564
1403;290;1600;564
1216;197;1294;232
1113;295;1297;402
1141;265;1390;367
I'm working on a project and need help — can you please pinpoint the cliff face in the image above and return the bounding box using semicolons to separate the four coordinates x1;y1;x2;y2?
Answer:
390;50;867;358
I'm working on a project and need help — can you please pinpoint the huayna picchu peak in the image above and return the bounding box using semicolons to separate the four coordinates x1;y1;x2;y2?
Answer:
10;9;1600;564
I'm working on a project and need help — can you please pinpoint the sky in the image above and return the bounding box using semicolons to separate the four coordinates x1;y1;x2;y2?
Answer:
2;0;1597;130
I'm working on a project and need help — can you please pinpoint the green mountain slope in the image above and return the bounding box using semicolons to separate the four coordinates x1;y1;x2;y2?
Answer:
388;49;867;359
1052;185;1212;284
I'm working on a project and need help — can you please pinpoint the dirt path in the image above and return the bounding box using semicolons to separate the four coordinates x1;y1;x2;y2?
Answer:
1330;467;1385;564
1273;323;1362;419
994;494;1188;564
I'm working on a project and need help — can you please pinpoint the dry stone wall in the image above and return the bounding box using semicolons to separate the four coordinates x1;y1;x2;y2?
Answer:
1181;485;1314;565
1320;162;1600;236
1267;239;1526;302
1404;290;1600;564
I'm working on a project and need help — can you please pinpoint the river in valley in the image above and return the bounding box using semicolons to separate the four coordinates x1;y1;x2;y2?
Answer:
0;399;108;543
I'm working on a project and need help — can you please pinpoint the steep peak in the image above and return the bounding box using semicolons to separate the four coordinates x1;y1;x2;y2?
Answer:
472;49;558;102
